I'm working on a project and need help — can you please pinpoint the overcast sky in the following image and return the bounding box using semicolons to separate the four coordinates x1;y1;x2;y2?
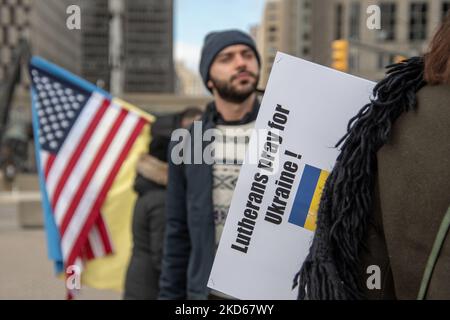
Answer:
174;0;265;72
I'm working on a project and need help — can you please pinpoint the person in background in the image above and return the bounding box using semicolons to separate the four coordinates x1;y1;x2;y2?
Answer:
158;29;261;300
295;13;450;300
124;107;202;300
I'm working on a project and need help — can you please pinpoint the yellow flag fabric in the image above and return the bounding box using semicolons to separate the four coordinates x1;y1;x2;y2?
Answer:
81;99;154;292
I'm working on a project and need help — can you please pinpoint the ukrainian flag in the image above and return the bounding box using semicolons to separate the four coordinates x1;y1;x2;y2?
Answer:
30;57;154;294
289;164;329;231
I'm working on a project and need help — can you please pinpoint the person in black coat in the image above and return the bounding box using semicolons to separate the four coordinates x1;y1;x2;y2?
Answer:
124;107;202;300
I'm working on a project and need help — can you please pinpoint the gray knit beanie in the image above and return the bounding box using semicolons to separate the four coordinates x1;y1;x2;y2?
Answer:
199;29;261;92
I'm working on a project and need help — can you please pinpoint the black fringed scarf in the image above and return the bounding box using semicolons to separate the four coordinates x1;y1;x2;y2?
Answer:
293;57;427;300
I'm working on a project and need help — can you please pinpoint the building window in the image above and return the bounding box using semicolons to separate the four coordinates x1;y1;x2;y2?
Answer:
409;2;428;41
377;53;384;70
349;53;359;71
3;26;8;44
267;2;277;10
349;2;360;40
302;47;310;56
269;56;275;64
335;3;344;39
9;6;15;24
443;2;450;21
304;14;310;24
379;2;396;41
377;53;396;70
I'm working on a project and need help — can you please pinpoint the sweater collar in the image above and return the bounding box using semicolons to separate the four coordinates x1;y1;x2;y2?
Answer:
206;98;260;126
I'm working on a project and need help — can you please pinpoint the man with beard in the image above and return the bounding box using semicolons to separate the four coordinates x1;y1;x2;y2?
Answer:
159;30;261;300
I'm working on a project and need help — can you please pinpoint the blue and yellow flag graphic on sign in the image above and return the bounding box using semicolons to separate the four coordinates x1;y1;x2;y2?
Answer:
289;164;329;231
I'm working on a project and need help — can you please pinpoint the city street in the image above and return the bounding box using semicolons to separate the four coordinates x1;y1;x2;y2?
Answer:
0;197;120;300
0;0;448;302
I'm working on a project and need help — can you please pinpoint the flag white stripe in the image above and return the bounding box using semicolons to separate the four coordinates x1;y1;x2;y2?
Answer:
88;225;105;258
62;111;139;259
40;151;49;173
46;93;104;201
74;257;83;272
53;106;120;225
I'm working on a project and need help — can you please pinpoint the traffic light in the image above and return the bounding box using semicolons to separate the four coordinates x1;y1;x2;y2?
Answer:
394;55;407;63
332;40;349;72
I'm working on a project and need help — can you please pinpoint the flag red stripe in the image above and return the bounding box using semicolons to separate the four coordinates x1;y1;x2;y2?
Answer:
60;109;128;236
84;239;95;260
96;213;113;254
44;154;56;179
50;98;110;209
66;118;146;267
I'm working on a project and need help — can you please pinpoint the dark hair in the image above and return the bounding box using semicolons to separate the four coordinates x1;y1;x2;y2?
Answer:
294;57;426;300
424;12;450;84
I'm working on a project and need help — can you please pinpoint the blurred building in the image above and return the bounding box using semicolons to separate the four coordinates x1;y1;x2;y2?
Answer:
312;0;450;80
249;24;259;42
79;0;110;90
122;93;210;115
255;0;450;82
0;0;83;130
255;0;313;87
1;0;177;95
175;61;207;96
0;0;82;93
123;0;175;93
0;0;111;92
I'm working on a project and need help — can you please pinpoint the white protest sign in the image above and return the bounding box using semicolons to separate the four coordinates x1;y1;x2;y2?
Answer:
208;52;375;300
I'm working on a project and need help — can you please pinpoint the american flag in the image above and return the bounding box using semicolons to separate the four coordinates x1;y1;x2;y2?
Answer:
29;57;149;270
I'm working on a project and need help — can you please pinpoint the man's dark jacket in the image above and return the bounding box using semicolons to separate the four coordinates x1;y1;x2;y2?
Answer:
159;100;260;300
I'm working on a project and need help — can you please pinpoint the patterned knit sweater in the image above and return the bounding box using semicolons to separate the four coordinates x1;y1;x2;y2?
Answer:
212;121;255;247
